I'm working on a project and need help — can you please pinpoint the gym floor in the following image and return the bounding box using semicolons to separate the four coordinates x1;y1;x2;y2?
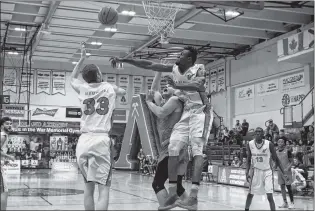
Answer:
5;170;314;210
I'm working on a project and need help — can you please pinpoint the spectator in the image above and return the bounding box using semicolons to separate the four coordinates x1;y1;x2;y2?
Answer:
137;148;145;172
241;119;249;136
231;156;240;167
202;154;209;172
296;140;305;163
300;127;308;145
292;141;298;156
307;125;314;145
292;157;307;179
266;119;279;143
240;157;247;169
235;120;242;133
291;168;307;193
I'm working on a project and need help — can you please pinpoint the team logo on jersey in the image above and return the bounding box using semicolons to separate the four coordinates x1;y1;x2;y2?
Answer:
262;148;267;153
32;108;58;117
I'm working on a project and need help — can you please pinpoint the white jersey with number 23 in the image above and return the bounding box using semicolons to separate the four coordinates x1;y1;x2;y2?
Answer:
249;139;271;170
73;79;116;133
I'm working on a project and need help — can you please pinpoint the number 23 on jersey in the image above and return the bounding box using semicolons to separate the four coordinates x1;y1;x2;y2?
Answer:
83;97;109;115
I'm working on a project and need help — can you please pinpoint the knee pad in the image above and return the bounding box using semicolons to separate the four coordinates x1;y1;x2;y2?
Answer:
152;180;165;194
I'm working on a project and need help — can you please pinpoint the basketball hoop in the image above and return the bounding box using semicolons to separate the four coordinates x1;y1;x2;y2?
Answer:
142;0;181;44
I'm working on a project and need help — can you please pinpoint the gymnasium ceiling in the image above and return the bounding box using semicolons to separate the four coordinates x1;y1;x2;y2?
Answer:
1;1;314;67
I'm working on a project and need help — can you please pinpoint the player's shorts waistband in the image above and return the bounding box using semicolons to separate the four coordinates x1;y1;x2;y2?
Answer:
252;167;272;171
184;103;205;111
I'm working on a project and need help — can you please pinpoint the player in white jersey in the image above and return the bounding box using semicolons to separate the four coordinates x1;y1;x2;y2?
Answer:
0;117;15;210
111;46;213;210
245;127;288;211
71;44;126;211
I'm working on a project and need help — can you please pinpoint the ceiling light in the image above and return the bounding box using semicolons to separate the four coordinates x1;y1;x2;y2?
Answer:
91;41;102;46
72;61;78;64
225;10;240;17
105;27;117;32
14;27;26;31
8;51;18;55
121;10;136;16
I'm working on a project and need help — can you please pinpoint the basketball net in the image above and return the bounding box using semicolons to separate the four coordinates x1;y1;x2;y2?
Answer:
142;0;181;44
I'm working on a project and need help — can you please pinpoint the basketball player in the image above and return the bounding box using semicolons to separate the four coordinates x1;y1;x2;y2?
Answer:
111;46;213;210
1;117;15;210
146;72;189;208
245;127;289;211
71;44;125;210
276;138;294;209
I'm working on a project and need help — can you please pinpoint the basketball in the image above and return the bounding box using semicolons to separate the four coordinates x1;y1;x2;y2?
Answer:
98;7;118;25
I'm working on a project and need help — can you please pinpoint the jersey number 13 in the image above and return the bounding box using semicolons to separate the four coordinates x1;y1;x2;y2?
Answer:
83;97;109;115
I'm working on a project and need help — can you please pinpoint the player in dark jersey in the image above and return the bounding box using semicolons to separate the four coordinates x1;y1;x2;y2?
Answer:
146;72;188;209
276;138;294;209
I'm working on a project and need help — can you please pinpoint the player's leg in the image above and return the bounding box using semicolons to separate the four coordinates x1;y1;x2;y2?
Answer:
0;172;8;211
177;146;189;200
245;168;256;211
176;106;209;210
286;185;294;209
277;170;288;208
265;170;276;211
76;134;95;210
84;182;96;210
152;157;169;206
96;185;110;210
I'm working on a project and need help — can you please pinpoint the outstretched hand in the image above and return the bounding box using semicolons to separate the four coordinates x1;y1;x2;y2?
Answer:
110;57;122;69
80;42;89;59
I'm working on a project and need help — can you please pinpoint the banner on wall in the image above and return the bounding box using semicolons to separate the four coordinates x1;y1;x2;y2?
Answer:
118;75;129;105
303;27;314;50
36;70;51;95
21;72;34;93
2;105;25;118
106;74;116;85
236;84;254;100
65;107;81;118
2;160;21;174
52;71;66;95
3;69;17;93
145;77;154;93
217;65;226;92
133;76;143;96
280;72;304;92
210;69;217;93
256;79;279;96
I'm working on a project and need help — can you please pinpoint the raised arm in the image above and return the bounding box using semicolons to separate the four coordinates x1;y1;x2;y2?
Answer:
111;84;126;96
151;72;162;92
70;43;87;94
146;96;180;119
111;57;173;73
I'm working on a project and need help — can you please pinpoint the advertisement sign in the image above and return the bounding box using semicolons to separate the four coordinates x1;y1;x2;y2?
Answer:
280;72;305;92
235;85;255;101
66;108;82;118
256;79;279;96
2;160;21;174
51;162;78;172
282;93;305;106
112;109;127;123
2;105;25;118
